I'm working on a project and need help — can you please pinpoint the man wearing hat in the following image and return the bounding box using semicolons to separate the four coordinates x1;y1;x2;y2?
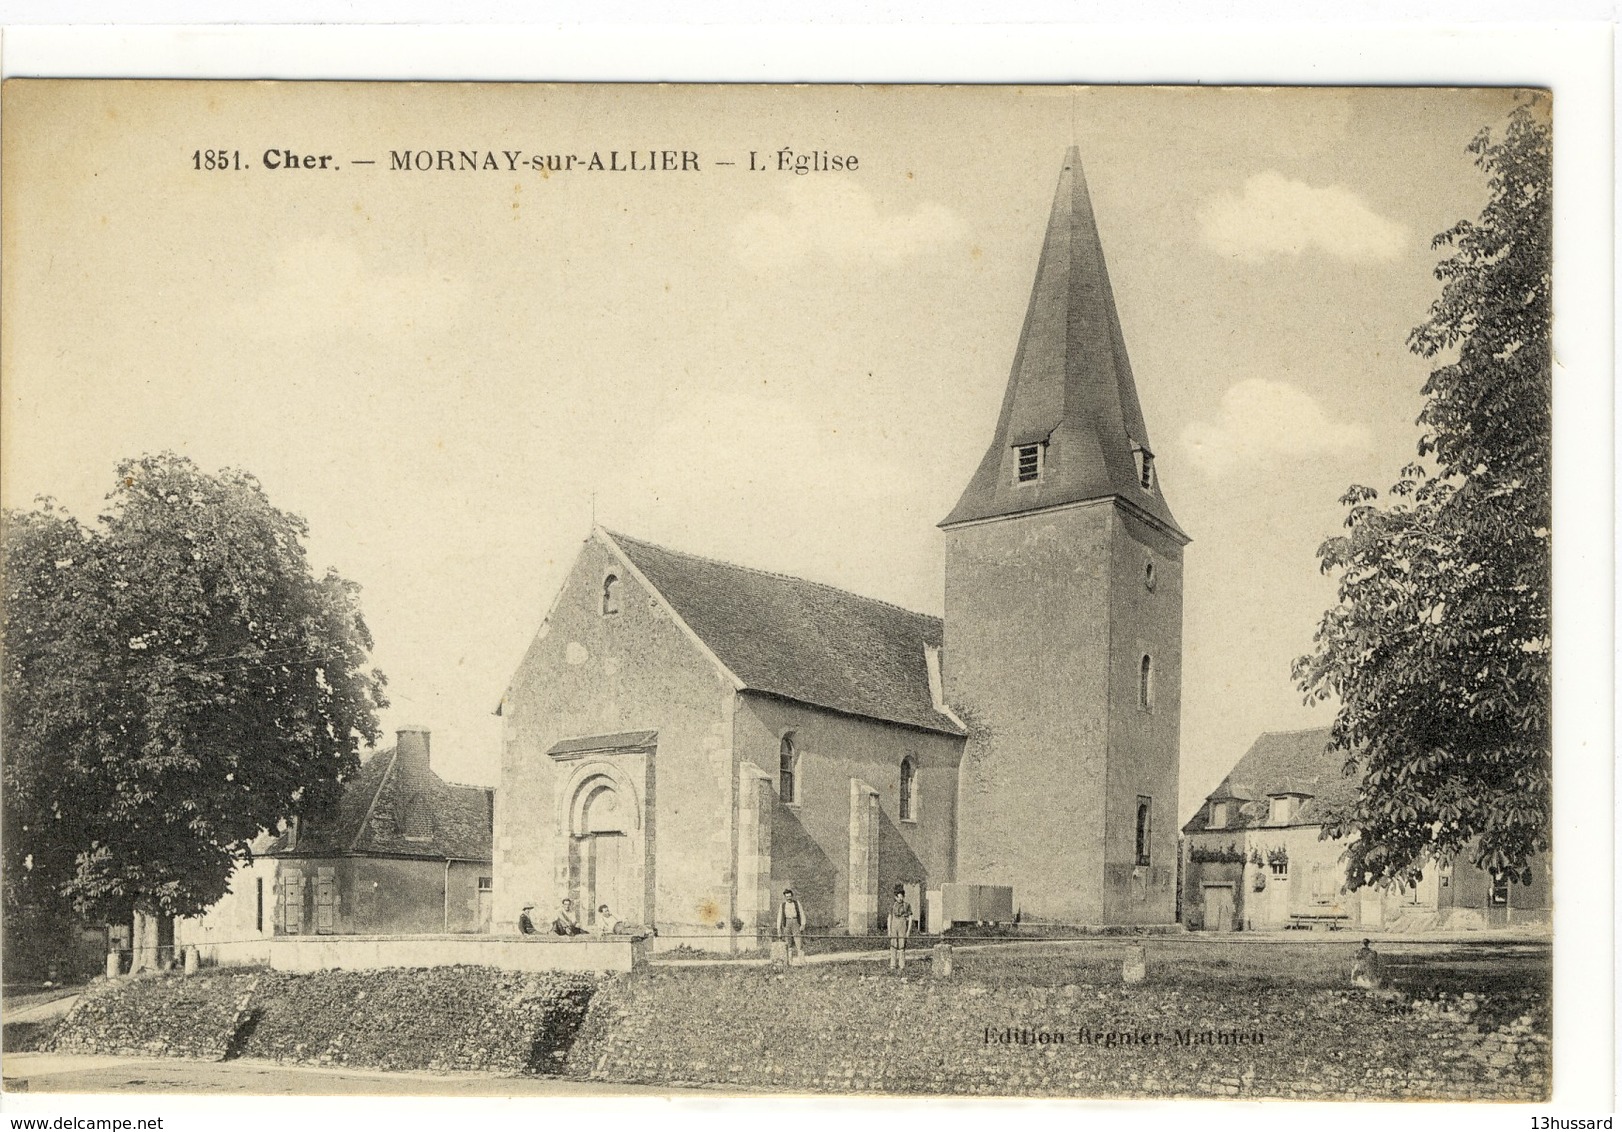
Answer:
887;885;914;972
518;903;538;935
776;887;806;963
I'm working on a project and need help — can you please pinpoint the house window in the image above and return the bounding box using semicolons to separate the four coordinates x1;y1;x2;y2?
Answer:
1144;560;1157;591
1015;443;1043;484
1134;797;1152;866
1268;796;1293;825
601;574;620;616
478;876;493;892
1310;863;1336;905
1269;860;1288;877
779;735;799;805
900;757;917;822
1490;875;1510;906
1138;655;1153;710
256;877;264;933
1208;801;1228;828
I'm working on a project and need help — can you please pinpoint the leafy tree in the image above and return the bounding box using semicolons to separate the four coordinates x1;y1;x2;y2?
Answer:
1293;102;1551;890
2;454;387;932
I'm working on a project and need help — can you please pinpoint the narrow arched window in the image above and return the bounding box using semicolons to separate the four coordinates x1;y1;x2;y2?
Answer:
779;735;798;805
1139;654;1153;710
899;757;917;822
601;574;620;616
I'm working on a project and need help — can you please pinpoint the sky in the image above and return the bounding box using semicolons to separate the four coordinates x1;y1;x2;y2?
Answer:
2;82;1536;820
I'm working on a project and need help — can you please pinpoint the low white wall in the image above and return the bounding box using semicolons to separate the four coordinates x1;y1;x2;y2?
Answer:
191;939;275;968
268;933;647;974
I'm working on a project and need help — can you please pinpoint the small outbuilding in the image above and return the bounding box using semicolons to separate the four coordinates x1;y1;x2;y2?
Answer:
263;727;494;936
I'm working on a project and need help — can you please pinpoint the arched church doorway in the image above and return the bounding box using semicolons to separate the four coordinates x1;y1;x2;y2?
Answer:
572;778;630;930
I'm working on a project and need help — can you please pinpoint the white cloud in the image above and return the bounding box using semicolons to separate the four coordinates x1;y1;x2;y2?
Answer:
1198;172;1408;261
732;181;968;268
1180;379;1373;477
229;234;470;336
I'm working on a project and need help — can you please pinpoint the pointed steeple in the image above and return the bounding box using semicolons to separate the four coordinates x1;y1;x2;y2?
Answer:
941;146;1186;541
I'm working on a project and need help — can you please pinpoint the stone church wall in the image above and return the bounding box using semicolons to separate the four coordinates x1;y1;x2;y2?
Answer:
946;505;1116;923
734;695;962;934
1101;507;1184;925
496;535;738;947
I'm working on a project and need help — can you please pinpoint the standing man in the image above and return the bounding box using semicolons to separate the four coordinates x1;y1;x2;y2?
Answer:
777;887;806;964
887;885;914;973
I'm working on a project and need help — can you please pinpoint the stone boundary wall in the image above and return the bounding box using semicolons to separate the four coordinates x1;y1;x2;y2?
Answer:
47;972;260;1061
45;967;599;1075
268;933;646;973
568;970;1550;1100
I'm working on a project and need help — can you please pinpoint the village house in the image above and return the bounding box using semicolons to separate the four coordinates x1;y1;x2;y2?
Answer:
178;726;493;964
1181;727;1550;933
265;727;493;936
494;146;1187;949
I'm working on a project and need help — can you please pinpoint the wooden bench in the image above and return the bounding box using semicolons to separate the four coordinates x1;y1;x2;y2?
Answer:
1287;912;1351;931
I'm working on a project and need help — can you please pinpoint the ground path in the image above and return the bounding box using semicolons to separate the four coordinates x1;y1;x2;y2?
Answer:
2;1053;721;1096
654;926;1549;967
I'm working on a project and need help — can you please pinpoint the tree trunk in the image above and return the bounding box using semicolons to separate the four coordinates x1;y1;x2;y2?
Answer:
130;909;177;971
156;912;175;969
131;909;156;972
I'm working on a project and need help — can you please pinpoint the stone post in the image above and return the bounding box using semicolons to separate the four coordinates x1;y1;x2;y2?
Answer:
105;947;121;979
1122;942;1147;984
932;941;954;977
183;945;199;976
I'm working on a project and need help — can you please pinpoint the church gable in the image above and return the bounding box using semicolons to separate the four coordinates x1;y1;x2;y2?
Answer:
501;529;738;719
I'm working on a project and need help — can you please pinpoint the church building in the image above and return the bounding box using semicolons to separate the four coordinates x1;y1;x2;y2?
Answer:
494;147;1187;947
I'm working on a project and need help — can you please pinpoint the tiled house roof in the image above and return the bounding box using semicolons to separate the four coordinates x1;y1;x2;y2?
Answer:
606;531;964;736
1182;727;1359;835
267;731;492;862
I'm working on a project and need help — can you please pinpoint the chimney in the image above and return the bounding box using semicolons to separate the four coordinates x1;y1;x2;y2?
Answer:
395;727;431;773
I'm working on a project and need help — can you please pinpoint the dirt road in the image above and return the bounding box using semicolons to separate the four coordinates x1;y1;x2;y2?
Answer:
2;1053;702;1097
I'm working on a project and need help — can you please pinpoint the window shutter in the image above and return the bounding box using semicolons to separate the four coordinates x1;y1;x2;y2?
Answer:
282;869;304;935
315;867;338;934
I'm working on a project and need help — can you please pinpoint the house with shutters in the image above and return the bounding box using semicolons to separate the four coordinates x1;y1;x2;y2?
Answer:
261;727;493;937
1181;727;1550;933
494;145;1188;949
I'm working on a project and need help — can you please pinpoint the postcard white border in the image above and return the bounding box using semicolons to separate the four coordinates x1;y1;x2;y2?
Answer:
0;14;1612;1129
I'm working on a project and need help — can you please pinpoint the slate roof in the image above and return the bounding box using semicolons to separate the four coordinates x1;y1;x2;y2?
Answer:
1182;727;1359;835
606;531;964;736
266;742;493;862
941;146;1185;540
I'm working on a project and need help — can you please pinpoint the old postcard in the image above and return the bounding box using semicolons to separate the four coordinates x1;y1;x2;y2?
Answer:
0;78;1591;1117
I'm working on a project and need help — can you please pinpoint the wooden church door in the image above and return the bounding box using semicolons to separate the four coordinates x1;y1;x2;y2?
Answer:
586;833;628;928
575;779;631;929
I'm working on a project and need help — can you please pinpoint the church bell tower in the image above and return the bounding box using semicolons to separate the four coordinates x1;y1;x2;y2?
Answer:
941;146;1188;925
